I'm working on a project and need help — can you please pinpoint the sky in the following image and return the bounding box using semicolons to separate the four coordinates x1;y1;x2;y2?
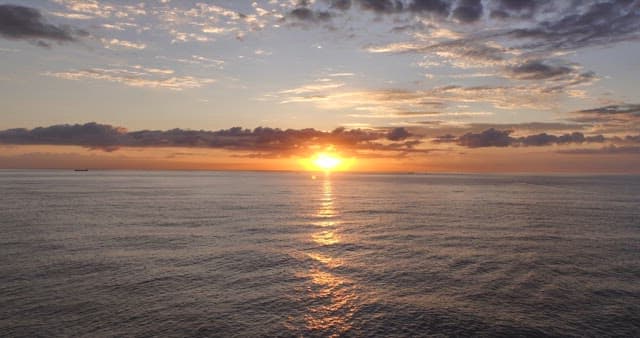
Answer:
0;0;639;172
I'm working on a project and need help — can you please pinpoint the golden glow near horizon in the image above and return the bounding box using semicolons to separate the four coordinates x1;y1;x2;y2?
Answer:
313;153;342;171
302;152;354;172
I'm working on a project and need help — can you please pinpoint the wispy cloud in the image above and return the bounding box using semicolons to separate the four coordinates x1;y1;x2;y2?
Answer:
100;37;146;50
280;81;346;95
156;55;225;69
44;66;214;90
275;81;584;116
558;145;640;155
51;0;146;19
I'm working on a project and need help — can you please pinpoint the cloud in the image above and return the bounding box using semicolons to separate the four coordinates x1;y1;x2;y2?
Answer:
494;0;542;11
358;0;404;13
305;0;637;102
453;128;607;148
502;59;598;91
507;59;574;80
569;104;640;123
452;0;483;23
457;128;513;148
276;81;570;114
280;81;345;95
44;66;214;90
284;0;638;50
100;37;146;50
387;127;411;141
565;103;640;134
407;0;451;16
0;4;87;46
0;122;126;151
369;37;598;85
558;145;640;155
518;132;605;146
51;0;146;20
286;0;454;22
2;122;637;159
489;0;551;19
505;0;640;51
0;123;424;157
467;122;588;133
288;7;333;22
48;11;94;20
330;0;352;11
366;37;511;70
157;55;225;69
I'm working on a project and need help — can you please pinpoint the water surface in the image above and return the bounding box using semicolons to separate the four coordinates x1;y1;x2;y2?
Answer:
1;170;639;337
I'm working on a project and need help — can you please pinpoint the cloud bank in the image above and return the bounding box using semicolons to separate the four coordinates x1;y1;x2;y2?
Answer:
2;122;638;158
0;123;421;157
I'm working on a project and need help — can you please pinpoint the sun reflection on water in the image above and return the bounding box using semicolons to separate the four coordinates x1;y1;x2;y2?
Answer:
306;252;343;269
303;175;358;336
315;178;336;222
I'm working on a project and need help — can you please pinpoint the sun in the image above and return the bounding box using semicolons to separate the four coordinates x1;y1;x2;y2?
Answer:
313;153;342;171
300;150;353;172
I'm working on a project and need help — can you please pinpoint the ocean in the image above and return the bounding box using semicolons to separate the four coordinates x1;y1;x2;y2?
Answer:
1;170;639;337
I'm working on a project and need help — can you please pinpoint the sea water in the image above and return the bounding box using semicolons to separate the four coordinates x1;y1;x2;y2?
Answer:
1;170;639;336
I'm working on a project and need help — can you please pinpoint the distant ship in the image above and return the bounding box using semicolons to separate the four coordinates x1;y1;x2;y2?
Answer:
74;169;89;172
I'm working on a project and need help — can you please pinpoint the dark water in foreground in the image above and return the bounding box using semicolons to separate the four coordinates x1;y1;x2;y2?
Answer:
1;170;639;337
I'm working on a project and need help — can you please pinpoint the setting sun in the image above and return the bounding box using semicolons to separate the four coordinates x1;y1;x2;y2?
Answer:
313;153;342;171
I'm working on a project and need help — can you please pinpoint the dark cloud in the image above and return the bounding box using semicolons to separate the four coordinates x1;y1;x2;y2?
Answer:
496;0;539;11
490;0;549;19
0;5;87;46
288;7;333;22
297;0;453;17
0;123;422;157
353;0;639;79
288;0;640;56
1;123;633;157
357;0;404;13
506;0;640;51
432;134;457;143
0;123;126;150
453;128;606;148
518;132;606;146
569;104;640;123
407;0;451;16
387;127;411;141
624;134;640;143
390;21;431;32
330;0;352;10
452;0;483;23
507;60;574;80
560;104;640;135
457;128;513;148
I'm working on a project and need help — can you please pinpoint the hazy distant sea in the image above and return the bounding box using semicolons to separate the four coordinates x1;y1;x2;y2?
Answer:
1;170;639;337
